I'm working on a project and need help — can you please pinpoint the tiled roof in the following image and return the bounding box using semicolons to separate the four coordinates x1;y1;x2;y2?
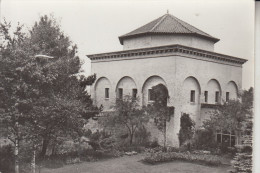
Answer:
119;13;219;44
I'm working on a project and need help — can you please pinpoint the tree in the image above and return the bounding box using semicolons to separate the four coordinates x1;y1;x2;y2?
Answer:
146;84;174;149
203;87;253;143
0;19;34;173
178;113;195;149
100;96;149;145
0;15;99;173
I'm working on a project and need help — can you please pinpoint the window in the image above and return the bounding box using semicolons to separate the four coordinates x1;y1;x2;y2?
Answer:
132;89;137;99
148;89;155;101
190;90;195;102
105;88;109;99
204;91;208;103
215;91;219;103
226;92;229;102
118;88;123;99
216;130;236;147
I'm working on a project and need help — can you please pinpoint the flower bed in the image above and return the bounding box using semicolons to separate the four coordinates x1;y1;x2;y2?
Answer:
143;151;222;166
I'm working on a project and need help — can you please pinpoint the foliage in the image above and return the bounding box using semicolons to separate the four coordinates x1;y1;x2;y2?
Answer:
99;95;149;145
191;128;217;151
232;152;252;173
87;130;116;150
134;125;151;146
178;113;195;147
0;14;100;173
203;87;253;136
230;88;253;173
201;88;253;172
143;151;222;166
146;84;174;148
0;144;14;173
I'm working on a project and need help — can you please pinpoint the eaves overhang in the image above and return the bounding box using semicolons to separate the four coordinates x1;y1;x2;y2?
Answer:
87;44;247;66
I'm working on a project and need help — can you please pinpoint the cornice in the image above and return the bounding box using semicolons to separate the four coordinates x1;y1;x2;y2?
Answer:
87;44;247;66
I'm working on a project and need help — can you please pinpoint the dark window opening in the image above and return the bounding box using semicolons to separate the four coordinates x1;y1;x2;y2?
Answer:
148;89;155;101
118;88;123;99
132;89;137;99
190;90;195;102
226;92;229;102
215;91;220;103
204;91;208;103
217;134;222;143
105;88;109;99
216;130;236;147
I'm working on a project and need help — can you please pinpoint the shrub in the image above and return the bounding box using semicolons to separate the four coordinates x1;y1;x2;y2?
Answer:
178;113;195;147
192;128;217;151
134;126;151;146
147;139;160;148
143;151;222;166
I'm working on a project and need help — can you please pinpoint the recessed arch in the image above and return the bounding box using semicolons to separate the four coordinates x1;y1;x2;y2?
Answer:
183;76;201;94
94;77;111;91
206;79;222;104
226;81;238;100
182;76;201;103
94;77;112;110
141;75;167;93
115;76;137;92
141;75;167;105
115;76;137;98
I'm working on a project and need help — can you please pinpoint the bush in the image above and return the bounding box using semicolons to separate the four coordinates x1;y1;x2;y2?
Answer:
134;126;151;146
143;151;222;166
231;143;252;173
179;113;195;147
192;129;217;151
0;144;14;173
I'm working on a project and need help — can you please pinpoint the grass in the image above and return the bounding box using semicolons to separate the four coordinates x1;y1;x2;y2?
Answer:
41;154;231;173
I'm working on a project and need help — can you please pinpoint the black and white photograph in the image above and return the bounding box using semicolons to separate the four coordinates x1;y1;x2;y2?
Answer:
0;0;257;173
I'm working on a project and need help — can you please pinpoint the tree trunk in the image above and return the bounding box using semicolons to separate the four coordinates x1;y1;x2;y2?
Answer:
31;145;36;173
40;138;49;158
14;138;19;173
129;132;134;145
163;119;167;150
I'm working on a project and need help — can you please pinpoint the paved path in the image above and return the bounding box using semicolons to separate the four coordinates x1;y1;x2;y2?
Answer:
42;154;231;173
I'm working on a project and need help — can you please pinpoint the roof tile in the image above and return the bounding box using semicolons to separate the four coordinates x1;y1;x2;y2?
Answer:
119;13;219;44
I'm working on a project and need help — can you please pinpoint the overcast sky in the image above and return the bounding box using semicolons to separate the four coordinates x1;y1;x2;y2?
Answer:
0;0;254;89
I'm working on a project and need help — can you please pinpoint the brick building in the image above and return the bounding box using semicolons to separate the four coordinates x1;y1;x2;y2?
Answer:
87;13;247;147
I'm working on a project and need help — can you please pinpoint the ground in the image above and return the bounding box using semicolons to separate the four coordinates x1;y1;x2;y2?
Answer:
41;154;232;173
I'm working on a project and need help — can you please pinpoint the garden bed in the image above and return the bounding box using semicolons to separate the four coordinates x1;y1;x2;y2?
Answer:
142;151;223;166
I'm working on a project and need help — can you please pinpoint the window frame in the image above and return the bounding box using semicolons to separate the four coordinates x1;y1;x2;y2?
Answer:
215;91;220;103
226;92;230;102
118;88;123;99
204;91;208;103
132;88;137;100
105;88;109;99
148;89;155;101
190;90;195;103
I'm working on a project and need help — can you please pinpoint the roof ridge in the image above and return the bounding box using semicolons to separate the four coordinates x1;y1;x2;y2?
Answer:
170;14;212;37
150;14;168;32
168;14;193;33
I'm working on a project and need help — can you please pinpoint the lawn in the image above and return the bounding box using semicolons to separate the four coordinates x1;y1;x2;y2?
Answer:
41;154;232;173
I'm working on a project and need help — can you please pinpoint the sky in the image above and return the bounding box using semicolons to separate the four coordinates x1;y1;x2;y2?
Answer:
0;0;255;89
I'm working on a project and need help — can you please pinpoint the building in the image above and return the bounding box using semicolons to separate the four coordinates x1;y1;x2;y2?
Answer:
87;13;247;147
